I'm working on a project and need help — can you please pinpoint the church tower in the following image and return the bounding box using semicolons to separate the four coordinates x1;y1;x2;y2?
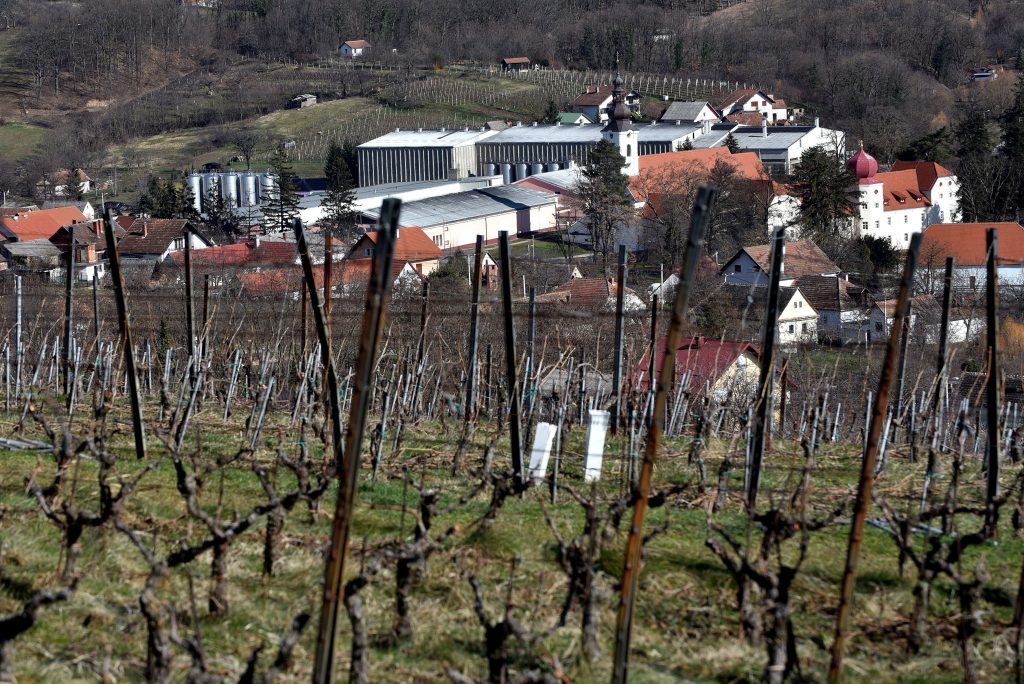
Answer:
601;67;639;177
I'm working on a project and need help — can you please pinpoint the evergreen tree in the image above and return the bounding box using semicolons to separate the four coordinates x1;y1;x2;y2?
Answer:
322;142;359;242
203;183;240;240
1001;77;1024;162
263;146;301;234
790;146;856;254
542;99;560;124
577;139;631;263
724;133;740;153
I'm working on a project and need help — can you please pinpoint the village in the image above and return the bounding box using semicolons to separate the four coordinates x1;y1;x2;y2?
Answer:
0;67;1014;365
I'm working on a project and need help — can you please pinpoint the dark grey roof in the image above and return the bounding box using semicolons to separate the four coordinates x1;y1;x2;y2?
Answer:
661;101;713;122
2;239;63;258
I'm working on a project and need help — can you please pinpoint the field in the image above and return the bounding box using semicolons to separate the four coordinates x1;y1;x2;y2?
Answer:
1;263;1023;683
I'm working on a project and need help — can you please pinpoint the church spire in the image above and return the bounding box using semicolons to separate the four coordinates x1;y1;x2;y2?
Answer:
603;53;632;134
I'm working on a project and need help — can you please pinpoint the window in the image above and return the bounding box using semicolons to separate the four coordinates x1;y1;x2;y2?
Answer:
887;217;891;225
904;233;908;241
364;248;374;257
875;221;880;230
970;275;977;290
802;323;808;332
904;215;908;223
432;235;443;247
626;144;632;157
734;264;742;272
875;322;883;332
875;203;879;209
861;221;869;232
788;324;794;333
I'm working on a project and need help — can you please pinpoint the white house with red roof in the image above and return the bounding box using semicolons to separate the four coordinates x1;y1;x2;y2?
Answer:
920;221;1024;291
717;89;790;123
340;40;370;58
848;144;960;249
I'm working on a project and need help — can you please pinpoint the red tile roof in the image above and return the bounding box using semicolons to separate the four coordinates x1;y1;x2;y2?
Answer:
236;258;412;295
921;222;1024;267
0;206;89;241
873;168;931;212
632;149;774;217
117;218;197;256
502;57;531;64
632;336;760;393
535;276;638;309
167;239;297;268
890;160;954;193
727;239;840;279
344;40;370;48
574;85;615;107
726;111;766;126
348;227;443;262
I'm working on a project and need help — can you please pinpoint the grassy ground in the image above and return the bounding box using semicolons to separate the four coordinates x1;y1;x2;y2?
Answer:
1;401;1022;682
0;122;46;158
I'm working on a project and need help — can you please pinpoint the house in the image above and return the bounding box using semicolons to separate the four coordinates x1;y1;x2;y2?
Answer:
849;145;960;249
862;294;978;344
340;40;370;58
632;335;784;407
556;112;592;125
660;101;720;124
534;274;645;312
723;284;818;347
116;218;214;261
692;118;845;175
0;206;90;242
970;67;998;82
0;239;64;280
720;239;841;286
287;94;317;109
717;89;790;123
501;57;531;71
792;274;868;345
48;223;118;282
919;222;1024;292
571;84;641;124
346;226;443;277
40;200;95;221
38;169;93;197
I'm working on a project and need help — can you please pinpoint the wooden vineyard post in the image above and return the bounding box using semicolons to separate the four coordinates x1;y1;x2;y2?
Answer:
92;275;100;342
985;227;1001;530
62;225;75;401
611;244;626;435
611;186;716;683
301;277;308;355
103;208;146;460
828;233;921;683
465;235;484;422
322;231;334;398
410;280;429;411
498;230;524;484
311;200;399;684
893;300;913;443
184;234;195;358
201;274;211;360
14;275;21;400
746;226;784;510
933;257;955;414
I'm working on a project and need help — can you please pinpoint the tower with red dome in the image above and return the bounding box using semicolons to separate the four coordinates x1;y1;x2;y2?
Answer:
847;141;879;184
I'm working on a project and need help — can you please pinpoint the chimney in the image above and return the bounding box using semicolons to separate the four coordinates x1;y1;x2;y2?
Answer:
702;119;712;135
142;222;149;237
780;242;785;274
394;226;400;240
762;113;768;138
814;116;820;128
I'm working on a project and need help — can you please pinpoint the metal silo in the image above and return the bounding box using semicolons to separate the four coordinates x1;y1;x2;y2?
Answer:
201;173;218;202
260;173;275;204
515;163;528;181
483;163;496;176
186;174;202;213
546;163;558;172
531;163;543;176
221;173;238;207
501;164;512;185
241;173;258;207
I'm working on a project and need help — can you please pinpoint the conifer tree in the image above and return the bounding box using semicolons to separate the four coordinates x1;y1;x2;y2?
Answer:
790;146;856;252
263;146;301;234
577;139;631;264
542;99;560;124
724;133;740;153
322;142;359;242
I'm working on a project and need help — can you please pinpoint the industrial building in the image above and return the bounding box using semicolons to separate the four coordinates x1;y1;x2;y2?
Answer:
186;171;276;213
356;117;844;186
359;185;557;250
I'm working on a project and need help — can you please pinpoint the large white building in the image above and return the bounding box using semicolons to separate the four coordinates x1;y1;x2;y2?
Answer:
848;145;960;249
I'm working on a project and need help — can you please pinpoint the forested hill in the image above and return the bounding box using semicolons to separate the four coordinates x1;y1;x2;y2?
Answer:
0;0;1022;167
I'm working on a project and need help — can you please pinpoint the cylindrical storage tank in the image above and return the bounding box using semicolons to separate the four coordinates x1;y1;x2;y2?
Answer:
483;163;496;176
242;173;257;207
515;163;528;181
201;173;218;201
260;173;275;204
187;175;202;213
546;163;559;172
221;173;238;208
531;163;543;176
501;164;512;185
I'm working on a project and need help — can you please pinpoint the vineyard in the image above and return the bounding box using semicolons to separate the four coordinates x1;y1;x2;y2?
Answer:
1;201;1023;684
